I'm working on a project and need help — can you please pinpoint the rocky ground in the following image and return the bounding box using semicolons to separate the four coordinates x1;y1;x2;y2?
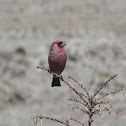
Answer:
0;0;126;126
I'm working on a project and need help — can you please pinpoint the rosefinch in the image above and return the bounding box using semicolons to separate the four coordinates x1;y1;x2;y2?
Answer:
48;41;67;87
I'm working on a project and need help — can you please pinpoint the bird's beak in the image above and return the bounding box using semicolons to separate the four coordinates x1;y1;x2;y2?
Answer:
61;42;66;47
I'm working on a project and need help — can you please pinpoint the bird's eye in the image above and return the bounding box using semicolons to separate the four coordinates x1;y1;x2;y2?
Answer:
58;42;62;46
58;42;62;45
58;42;66;47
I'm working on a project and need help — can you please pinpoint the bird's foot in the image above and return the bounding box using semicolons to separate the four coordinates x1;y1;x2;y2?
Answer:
59;75;63;81
48;69;52;73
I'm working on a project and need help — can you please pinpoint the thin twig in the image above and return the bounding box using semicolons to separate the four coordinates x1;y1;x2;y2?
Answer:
68;99;87;107
94;100;110;108
37;66;60;77
70;117;86;126
93;74;118;99
68;76;89;99
31;115;71;126
96;88;125;101
103;103;122;116
62;78;90;108
37;66;50;72
69;103;89;114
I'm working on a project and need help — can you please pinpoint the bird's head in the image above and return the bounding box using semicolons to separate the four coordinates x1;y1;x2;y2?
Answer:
54;41;66;48
50;41;66;51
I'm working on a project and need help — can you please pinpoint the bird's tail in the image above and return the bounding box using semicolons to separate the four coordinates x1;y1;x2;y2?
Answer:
52;77;61;87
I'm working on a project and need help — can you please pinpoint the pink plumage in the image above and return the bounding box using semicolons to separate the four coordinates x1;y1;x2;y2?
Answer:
48;41;67;87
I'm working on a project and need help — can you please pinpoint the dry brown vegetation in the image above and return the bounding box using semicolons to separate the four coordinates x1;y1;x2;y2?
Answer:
31;66;126;126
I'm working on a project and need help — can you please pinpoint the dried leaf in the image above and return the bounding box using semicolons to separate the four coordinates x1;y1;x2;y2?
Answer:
65;117;69;124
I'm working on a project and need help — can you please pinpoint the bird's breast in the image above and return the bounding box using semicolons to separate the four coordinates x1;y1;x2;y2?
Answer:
48;50;67;74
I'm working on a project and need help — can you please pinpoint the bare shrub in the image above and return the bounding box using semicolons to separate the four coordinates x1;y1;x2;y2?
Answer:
31;66;126;126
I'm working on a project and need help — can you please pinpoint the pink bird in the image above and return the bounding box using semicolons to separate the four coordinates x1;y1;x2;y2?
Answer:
48;41;67;87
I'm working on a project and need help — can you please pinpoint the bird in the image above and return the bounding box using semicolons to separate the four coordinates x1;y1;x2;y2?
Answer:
48;41;67;87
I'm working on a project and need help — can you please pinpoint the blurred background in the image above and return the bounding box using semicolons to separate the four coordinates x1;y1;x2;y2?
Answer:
0;0;126;126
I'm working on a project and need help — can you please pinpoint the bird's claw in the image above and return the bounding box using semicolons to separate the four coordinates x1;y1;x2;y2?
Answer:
59;75;63;81
48;69;52;73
